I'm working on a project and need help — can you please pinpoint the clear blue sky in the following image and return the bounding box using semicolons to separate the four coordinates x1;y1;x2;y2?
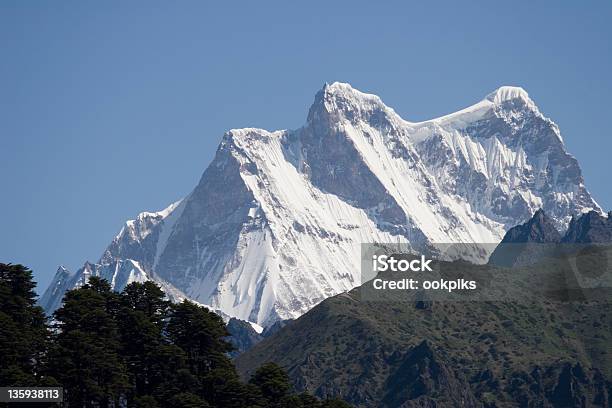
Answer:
1;1;611;293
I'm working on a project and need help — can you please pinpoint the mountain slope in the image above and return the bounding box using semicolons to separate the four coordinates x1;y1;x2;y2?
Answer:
235;275;612;407
41;83;600;327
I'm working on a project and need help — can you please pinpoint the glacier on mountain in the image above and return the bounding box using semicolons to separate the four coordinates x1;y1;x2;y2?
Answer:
40;82;600;327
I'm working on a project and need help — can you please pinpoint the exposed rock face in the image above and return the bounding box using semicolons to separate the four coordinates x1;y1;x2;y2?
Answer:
498;209;562;244
563;211;612;243
41;83;600;327
488;209;562;267
225;318;294;357
225;318;263;357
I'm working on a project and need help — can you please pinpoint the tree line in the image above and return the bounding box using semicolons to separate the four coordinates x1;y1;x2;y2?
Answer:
0;263;350;407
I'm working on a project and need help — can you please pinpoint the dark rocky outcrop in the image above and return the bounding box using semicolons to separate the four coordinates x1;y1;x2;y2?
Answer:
226;318;295;357
499;209;562;244
563;211;612;243
226;318;263;357
489;209;562;267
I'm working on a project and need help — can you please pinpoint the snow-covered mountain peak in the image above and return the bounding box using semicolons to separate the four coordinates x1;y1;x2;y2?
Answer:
486;85;532;104
484;85;540;115
223;127;284;147
322;81;383;103
427;86;540;130
308;82;396;126
111;199;183;247
42;82;600;328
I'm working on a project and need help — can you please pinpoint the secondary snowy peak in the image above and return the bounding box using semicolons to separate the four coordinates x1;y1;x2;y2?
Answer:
486;86;533;105
317;82;387;112
39;259;150;313
42;83;600;327
100;199;186;270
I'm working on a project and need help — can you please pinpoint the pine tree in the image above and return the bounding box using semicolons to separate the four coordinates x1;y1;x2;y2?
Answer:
117;282;168;390
207;376;265;407
166;300;235;377
249;362;292;406
166;300;246;405
0;263;49;386
47;277;130;406
121;280;169;324
117;281;194;405
296;392;323;408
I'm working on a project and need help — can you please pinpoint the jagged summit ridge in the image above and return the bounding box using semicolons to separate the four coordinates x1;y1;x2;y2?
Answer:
41;83;600;327
313;82;537;126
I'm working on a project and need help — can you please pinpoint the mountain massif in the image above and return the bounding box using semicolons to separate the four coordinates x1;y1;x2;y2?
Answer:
41;83;600;328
